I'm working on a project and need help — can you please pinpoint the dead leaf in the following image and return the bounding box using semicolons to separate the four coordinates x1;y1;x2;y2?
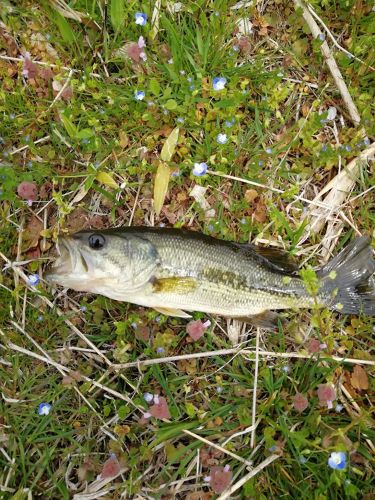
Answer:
176;358;198;374
292;393;309;413
350;365;369;391
98;455;121;480
245;188;258;203
149;396;171;419
154;161;170;216
22;216;43;250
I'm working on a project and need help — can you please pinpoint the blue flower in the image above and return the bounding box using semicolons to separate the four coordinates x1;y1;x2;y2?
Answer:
156;346;165;354
135;90;145;101
28;274;40;286
176;117;185;124
258;160;264;166
345;145;351;152
37;315;44;322
38;402;52;415
187;76;193;82
213;77;227;91
363;137;370;146
233;44;239;52
189;84;195;91
80;305;87;312
298;456;308;464
192;162;208;176
335;404;343;412
216;386;223;393
217;133;228;144
265;147;272;154
321;144;328;152
135;12;147;26
319;33;326;41
27;161;33;168
224;118;235;128
328;451;347;470
9;113;15;120
24;135;30;142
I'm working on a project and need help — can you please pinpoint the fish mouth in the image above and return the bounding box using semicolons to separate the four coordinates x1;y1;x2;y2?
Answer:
45;238;89;280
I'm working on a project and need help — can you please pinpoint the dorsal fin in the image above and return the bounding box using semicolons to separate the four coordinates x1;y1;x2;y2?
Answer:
233;243;299;275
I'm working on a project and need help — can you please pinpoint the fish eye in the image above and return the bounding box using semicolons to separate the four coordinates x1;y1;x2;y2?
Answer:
88;233;106;250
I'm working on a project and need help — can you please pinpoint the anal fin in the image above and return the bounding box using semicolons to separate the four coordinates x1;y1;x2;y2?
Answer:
154;307;192;318
229;311;283;330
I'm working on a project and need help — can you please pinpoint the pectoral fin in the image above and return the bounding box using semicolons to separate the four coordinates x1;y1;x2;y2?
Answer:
152;276;198;293
154;307;192;318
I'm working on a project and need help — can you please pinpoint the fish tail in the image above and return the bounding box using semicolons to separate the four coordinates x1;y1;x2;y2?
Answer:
318;236;375;316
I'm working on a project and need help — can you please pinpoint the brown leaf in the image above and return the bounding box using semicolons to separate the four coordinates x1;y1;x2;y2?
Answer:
99;454;121;480
350;365;369;391
186;320;207;341
292;393;309;413
253;199;267;223
149;396;170;419
22;216;43;251
245;189;258;203
209;466;232;494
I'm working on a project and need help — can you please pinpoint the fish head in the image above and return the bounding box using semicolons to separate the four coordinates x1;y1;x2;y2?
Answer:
45;230;158;296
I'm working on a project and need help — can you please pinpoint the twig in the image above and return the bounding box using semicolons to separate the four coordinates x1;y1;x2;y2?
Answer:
0;54;102;78
111;347;375;369
182;429;253;468
216;454;280;500
293;0;361;125
9;135;50;156
3;339;140;409
250;329;260;448
306;3;375;71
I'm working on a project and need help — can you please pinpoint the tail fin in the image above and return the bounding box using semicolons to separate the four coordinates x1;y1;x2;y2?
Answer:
318;236;375;316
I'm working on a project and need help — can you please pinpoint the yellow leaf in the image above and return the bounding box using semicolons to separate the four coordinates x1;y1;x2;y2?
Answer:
160;127;179;162
95;171;118;189
154;161;170;216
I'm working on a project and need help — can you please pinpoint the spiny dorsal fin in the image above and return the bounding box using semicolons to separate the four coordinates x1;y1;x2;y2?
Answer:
234;242;298;275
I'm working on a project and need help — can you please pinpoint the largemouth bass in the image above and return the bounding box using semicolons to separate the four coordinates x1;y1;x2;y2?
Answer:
45;227;375;327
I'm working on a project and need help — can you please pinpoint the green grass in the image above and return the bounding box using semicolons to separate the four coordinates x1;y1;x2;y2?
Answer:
0;0;374;498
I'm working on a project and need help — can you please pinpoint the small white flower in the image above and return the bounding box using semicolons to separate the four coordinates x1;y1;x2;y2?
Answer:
327;106;337;121
135;90;145;101
135;12;147;26
217;133;228;144
212;77;227;91
192;162;208;176
168;58;174;64
143;392;154;403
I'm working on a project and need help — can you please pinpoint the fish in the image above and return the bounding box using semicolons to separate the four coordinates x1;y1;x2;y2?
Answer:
45;227;375;328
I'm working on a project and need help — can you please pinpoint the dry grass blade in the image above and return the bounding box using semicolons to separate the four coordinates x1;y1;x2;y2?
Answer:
301;142;375;247
293;0;361;125
216;454;280;500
